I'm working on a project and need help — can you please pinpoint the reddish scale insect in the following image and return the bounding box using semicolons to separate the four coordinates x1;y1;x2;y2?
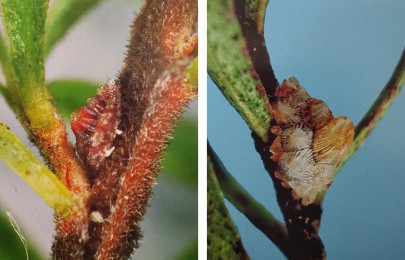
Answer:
71;80;121;176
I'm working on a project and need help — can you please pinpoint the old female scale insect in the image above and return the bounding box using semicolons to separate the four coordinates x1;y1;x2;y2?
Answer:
269;78;354;205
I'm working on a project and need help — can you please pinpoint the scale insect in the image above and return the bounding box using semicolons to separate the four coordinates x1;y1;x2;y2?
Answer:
71;80;122;175
270;78;354;205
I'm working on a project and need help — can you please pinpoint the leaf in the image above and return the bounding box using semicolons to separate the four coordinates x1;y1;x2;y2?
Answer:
175;238;198;260
187;57;198;88
162;118;198;189
0;122;73;216
0;210;43;260
47;79;99;119
0;85;6;97
0;33;9;72
45;0;105;56
336;49;405;173
2;0;54;128
208;0;271;142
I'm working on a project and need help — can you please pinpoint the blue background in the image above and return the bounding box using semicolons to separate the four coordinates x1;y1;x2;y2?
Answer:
208;1;405;259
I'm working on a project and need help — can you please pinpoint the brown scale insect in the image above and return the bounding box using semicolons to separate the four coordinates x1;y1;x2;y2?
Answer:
270;77;354;205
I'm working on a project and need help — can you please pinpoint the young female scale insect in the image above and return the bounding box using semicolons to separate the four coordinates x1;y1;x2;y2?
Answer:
70;80;121;176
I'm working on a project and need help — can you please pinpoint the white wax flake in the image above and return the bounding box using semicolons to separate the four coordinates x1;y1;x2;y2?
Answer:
90;211;104;223
104;146;115;157
108;79;116;86
115;129;123;135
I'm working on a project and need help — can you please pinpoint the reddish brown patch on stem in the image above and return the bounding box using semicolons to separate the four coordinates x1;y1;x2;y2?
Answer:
96;76;194;259
66;0;198;258
65;162;71;190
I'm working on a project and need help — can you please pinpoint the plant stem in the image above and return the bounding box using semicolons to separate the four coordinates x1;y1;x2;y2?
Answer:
207;150;250;259
208;142;290;257
1;0;55;128
336;49;405;173
245;0;270;35
64;1;198;257
234;0;278;102
1;0;90;197
252;133;326;259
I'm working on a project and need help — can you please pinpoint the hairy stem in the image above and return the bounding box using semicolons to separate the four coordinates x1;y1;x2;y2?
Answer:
62;0;198;258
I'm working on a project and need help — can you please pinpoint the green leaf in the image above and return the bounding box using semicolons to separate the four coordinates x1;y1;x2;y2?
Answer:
2;0;54;128
187;57;198;88
0;33;9;72
162;118;197;189
47;79;100;119
45;0;105;57
175;238;198;260
208;0;271;142
0;210;43;260
0;31;21;116
0;85;6;97
0;122;73;216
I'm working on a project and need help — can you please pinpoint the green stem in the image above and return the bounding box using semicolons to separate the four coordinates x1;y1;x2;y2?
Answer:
2;0;54;128
208;142;289;256
0;122;72;216
336;49;405;172
208;149;250;259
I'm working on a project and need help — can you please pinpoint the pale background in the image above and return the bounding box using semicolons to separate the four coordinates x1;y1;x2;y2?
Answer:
208;0;405;259
0;1;197;259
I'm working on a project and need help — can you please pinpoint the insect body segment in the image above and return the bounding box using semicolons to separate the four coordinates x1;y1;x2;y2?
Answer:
270;78;354;205
71;81;121;176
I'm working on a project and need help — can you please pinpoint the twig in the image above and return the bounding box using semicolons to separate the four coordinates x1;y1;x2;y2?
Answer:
208;142;290;257
336;48;405;172
234;0;278;102
207;150;250;259
70;1;198;257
